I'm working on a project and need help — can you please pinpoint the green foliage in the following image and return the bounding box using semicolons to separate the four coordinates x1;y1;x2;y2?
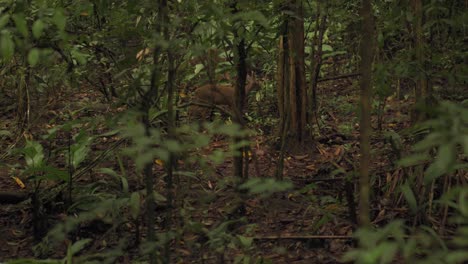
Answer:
399;101;467;183
19;140;68;181
240;178;293;198
344;186;468;264
346;100;468;264
1;0;466;263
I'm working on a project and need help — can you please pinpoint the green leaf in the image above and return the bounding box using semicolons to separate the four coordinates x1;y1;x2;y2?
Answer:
194;63;204;75
462;133;468;156
69;131;93;169
6;259;60;264
32;19;45;39
322;44;333;52
425;143;455;183
0;14;10;29
99;168;119;177
445;251;468;263
52;9;66;31
164;139;182;154
27;48;40;66
0;32;15;60
25;166;68;181
401;182;418;214
0;129;12;138
71;49;87;65
12;14;28;38
129;192;140;219
240;178;293;197
237;235;253;248
153;191;167;203
70;238;92;255
23;140;44;168
398;153;429;167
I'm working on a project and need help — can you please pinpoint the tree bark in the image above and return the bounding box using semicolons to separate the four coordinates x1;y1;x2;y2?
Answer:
276;0;308;150
358;0;374;228
411;0;429;124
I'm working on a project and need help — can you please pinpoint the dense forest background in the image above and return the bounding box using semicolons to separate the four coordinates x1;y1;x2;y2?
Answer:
0;0;466;263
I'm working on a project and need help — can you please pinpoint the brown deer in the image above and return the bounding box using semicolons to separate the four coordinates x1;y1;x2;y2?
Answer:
189;74;260;121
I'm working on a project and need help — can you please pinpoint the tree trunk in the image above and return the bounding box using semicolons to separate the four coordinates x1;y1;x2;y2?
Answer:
276;0;309;151
411;0;429;124
358;0;374;228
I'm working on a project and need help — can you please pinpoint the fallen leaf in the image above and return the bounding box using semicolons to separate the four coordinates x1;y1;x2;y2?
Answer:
293;154;309;160
12;176;26;189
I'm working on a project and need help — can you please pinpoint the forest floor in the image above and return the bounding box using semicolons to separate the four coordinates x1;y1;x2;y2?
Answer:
0;77;413;263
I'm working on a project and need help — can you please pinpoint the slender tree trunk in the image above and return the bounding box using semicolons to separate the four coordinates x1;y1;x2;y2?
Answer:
358;0;374;228
277;36;286;127
230;1;248;180
310;6;327;125
411;0;428;124
143;1;168;263
162;0;174;262
276;17;289;179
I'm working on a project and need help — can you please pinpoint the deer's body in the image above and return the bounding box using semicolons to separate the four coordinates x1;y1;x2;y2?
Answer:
189;75;259;120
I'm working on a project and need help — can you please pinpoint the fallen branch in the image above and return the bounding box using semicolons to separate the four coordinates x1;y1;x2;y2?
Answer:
254;234;352;240
317;72;360;83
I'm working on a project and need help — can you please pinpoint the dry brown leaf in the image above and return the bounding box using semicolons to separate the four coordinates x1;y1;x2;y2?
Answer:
293;154;309;160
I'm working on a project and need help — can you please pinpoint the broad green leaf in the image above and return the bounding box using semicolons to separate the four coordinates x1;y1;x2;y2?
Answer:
12;14;28;38
322;44;333;52
69;131;92;169
52;10;66;31
32;19;45;39
23;140;44;168
0;14;10;29
27;48;40;66
0;32;14;60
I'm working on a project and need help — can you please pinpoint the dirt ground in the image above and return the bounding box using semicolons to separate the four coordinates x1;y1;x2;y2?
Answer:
0;78;413;263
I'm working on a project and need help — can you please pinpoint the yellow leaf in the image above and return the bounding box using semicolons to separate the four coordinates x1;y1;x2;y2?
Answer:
12;176;26;189
80;12;89;16
136;48;151;61
154;159;164;167
324;204;340;211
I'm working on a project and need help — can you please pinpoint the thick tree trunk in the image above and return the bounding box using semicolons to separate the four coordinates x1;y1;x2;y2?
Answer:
276;0;308;150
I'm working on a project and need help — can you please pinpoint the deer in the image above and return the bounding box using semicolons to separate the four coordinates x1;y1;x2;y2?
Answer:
188;74;260;121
